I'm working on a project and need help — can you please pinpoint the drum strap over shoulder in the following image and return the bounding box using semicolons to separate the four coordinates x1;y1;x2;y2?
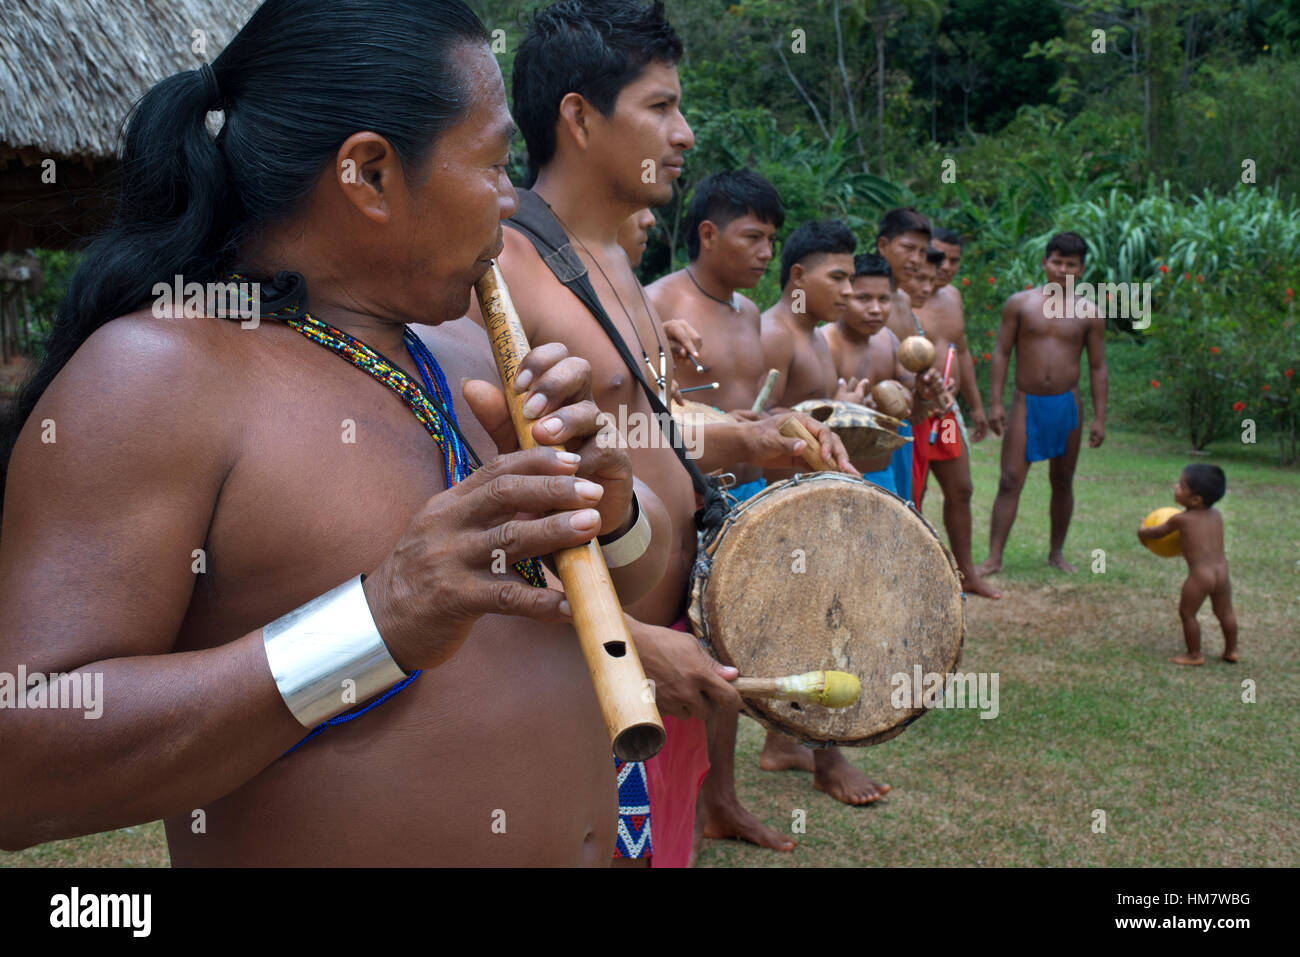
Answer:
506;189;728;530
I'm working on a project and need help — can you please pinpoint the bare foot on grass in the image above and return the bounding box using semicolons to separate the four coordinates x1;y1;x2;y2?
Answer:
961;568;1002;599
697;797;796;851
1169;653;1205;666
758;731;815;772
1047;551;1078;573
812;749;890;805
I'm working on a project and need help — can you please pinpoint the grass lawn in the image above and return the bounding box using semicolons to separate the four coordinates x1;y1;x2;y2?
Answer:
4;421;1296;868
695;422;1299;867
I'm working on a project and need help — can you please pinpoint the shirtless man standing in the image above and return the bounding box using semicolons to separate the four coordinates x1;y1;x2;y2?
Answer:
929;227;987;443
494;0;849;865
978;231;1108;575
822;253;945;498
0;0;669;866
877;209;1000;598
647;170;814;852
647;169;784;500
756;220;892;806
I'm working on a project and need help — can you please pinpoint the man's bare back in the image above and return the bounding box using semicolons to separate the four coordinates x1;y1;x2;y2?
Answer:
1137;468;1237;666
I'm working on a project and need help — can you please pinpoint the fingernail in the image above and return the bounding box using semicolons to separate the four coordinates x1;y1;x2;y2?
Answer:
515;369;534;391
570;509;600;531
541;416;564;436
575;479;603;500
557;451;581;466
522;393;547;418
558;599;572;617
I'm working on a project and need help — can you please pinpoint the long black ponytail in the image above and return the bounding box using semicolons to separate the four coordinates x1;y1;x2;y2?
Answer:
2;0;488;492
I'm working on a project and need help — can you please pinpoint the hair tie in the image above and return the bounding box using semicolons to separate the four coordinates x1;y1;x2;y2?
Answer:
199;62;223;111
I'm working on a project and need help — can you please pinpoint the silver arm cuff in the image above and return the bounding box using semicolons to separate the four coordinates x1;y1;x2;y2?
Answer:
262;575;408;727
598;493;652;569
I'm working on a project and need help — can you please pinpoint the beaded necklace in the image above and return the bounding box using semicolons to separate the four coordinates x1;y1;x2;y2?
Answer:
227;273;545;752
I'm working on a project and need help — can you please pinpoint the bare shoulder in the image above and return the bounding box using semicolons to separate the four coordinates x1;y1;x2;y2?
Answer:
817;322;839;353
760;306;793;341
2;311;246;662
644;270;686;317
498;225;583;336
1003;289;1034;315
931;293;966;333
645;268;686;299
410;317;498;383
27;309;245;452
499;225;548;278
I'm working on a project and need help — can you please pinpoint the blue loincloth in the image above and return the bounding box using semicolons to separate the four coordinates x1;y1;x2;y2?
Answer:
729;478;767;502
863;420;912;501
1024;390;1079;462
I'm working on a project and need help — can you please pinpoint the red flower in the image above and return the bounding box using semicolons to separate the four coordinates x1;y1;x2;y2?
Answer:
961;277;970;287
1158;265;1169;274
1196;274;1204;282
987;276;996;284
1025;283;1032;289
985;304;992;310
1287;287;1294;298
1232;401;1246;412
1151;379;1161;388
1262;384;1270;392
986;330;994;337
1183;272;1191;280
1286;369;1295;378
1210;346;1220;354
982;352;991;361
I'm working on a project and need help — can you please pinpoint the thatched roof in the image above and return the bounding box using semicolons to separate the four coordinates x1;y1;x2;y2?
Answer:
0;0;260;165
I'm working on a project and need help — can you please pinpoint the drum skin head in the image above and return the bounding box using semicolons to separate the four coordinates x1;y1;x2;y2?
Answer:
691;474;964;747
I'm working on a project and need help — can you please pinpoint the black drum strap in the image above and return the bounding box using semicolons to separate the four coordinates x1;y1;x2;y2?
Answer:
505;189;728;531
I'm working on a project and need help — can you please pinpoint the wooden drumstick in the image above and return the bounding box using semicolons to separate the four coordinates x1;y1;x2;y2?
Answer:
734;670;861;708
751;369;780;413
778;415;836;472
475;262;666;763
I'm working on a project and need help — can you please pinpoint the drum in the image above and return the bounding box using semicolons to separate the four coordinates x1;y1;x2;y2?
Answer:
689;472;964;747
793;399;911;460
